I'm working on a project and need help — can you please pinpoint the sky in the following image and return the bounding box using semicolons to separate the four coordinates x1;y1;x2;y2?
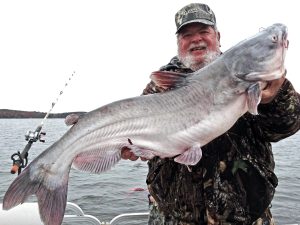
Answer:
0;0;299;113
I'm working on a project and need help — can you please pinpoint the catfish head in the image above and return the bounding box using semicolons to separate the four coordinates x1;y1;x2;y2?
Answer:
223;23;288;82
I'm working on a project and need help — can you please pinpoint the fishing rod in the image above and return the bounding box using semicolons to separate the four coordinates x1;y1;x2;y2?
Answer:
10;71;76;175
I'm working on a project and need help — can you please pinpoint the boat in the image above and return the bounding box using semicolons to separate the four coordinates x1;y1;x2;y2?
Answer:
1;201;299;225
0;201;149;225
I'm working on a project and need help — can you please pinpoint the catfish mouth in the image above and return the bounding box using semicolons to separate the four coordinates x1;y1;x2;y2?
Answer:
236;67;286;82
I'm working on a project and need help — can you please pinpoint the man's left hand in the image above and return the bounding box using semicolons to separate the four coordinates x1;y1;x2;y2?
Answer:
261;76;286;104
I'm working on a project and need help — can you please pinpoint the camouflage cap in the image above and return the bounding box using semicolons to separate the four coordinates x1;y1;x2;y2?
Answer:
175;3;216;33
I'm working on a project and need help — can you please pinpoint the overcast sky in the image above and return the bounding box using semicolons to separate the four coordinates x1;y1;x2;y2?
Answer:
0;0;299;113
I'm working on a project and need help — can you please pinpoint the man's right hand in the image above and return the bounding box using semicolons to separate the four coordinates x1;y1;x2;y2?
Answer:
121;147;148;161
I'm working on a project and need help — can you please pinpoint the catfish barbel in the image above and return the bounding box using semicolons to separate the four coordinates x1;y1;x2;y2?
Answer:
3;23;288;225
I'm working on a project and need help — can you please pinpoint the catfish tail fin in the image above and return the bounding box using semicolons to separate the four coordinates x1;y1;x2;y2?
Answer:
3;163;70;225
3;167;38;210
36;179;68;225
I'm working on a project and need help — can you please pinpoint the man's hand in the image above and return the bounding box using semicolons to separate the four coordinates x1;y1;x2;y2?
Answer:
261;76;285;104
121;147;148;161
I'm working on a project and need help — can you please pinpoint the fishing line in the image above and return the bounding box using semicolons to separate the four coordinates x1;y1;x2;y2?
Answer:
40;71;76;126
10;71;76;175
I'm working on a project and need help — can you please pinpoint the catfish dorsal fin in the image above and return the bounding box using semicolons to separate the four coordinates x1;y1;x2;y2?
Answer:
150;71;189;89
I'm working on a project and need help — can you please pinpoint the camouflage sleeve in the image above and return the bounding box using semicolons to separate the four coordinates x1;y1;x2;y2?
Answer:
141;56;193;96
257;78;300;142
142;80;166;95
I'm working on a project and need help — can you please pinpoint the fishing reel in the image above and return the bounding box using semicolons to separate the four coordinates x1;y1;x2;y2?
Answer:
25;129;46;143
10;126;46;174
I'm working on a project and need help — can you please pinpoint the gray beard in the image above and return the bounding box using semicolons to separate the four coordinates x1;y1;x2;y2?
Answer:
178;50;220;71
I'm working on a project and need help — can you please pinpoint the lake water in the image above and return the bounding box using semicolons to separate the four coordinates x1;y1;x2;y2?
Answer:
0;119;299;224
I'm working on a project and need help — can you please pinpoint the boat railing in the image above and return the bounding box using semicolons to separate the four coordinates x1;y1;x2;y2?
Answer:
63;202;101;225
64;202;149;225
0;201;149;225
109;212;149;225
2;201;297;225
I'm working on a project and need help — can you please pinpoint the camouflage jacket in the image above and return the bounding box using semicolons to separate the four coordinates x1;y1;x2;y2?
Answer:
144;56;300;225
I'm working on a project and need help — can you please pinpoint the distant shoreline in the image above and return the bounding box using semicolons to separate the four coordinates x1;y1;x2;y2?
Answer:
0;109;85;119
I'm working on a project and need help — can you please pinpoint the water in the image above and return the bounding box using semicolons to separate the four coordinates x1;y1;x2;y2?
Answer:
0;119;299;224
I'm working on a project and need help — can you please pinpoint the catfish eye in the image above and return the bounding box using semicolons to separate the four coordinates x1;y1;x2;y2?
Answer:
271;35;278;43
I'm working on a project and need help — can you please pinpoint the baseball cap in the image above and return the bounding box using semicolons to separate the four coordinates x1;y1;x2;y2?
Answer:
175;3;216;33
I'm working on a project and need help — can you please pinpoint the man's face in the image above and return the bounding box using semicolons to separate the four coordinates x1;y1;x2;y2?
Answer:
177;23;220;71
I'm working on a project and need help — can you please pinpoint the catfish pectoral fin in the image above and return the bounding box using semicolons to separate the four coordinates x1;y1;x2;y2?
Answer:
247;83;262;115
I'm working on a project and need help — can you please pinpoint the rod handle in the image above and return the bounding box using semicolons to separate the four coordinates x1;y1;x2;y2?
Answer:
10;164;20;174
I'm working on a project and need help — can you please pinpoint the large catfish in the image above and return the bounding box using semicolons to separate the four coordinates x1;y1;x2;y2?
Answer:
3;23;288;225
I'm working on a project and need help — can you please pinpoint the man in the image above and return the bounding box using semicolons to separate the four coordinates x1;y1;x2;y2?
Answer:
121;3;300;225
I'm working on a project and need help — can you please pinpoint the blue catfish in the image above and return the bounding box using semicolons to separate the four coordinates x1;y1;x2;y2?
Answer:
3;23;288;225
